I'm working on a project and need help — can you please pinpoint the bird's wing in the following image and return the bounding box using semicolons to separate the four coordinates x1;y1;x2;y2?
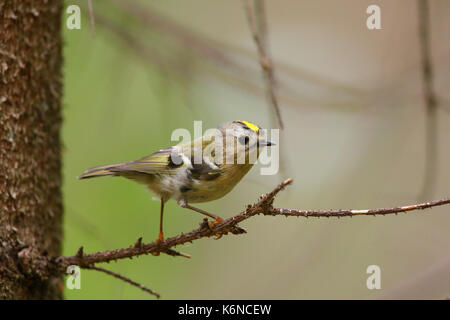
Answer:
112;147;187;175
114;136;221;178
186;138;222;181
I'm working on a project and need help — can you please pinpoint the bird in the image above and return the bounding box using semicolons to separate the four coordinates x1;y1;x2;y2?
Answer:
78;120;274;245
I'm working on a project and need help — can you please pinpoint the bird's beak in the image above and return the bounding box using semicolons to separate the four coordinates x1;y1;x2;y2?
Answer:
259;140;275;147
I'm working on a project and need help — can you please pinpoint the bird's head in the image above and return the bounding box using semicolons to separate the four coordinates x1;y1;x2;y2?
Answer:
212;120;274;164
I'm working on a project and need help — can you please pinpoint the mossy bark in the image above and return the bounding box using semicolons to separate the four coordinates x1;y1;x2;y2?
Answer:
0;0;63;299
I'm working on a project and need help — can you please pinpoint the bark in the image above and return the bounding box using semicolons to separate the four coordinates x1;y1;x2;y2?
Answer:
0;0;63;299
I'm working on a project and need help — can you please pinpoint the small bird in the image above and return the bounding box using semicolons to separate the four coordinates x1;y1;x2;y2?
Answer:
79;120;274;244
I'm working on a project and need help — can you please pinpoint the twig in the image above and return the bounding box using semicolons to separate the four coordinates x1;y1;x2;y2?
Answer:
87;0;96;36
86;265;160;298
54;178;450;270
268;197;450;218
243;0;284;129
164;248;191;259
254;0;268;51
417;0;438;201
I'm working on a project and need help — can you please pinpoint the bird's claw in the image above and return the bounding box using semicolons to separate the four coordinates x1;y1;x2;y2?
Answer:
208;218;223;239
208;217;223;228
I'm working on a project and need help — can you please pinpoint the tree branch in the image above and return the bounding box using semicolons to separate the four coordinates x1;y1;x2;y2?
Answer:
243;0;284;129
417;0;438;201
27;178;448;297
268;197;450;218
87;0;96;36
54;177;450;272
85;265;160;298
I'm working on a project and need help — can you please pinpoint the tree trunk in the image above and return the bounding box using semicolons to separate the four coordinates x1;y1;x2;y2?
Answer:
0;0;63;299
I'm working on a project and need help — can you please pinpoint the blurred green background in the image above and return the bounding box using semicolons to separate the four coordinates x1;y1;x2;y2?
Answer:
62;0;450;299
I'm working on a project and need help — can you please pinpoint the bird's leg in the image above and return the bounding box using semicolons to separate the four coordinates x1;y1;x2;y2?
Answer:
152;199;165;256
177;199;224;229
157;199;165;244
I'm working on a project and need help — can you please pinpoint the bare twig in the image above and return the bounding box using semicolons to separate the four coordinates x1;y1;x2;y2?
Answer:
53;178;450;271
243;0;284;129
86;265;160;298
87;0;96;36
268;197;450;218
254;0;268;51
417;0;438;201
164;248;191;259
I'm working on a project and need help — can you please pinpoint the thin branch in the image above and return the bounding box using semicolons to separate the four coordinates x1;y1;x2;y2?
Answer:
86;265;160;298
87;0;96;36
243;0;284;129
417;0;438;201
53;178;450;271
269;197;450;218
254;0;268;51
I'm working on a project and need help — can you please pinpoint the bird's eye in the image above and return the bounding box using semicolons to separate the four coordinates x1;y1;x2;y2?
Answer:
238;136;250;145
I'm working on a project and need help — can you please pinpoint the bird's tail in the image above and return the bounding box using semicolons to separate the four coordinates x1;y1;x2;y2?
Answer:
78;162;125;179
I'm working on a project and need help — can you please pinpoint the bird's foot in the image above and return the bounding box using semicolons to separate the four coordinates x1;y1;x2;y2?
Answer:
208;217;224;239
151;232;164;256
208;217;223;228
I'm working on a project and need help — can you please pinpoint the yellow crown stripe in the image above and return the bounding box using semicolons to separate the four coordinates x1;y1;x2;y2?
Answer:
237;120;260;132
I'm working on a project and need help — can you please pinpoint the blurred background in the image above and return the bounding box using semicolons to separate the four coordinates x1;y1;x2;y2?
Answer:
62;0;450;299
